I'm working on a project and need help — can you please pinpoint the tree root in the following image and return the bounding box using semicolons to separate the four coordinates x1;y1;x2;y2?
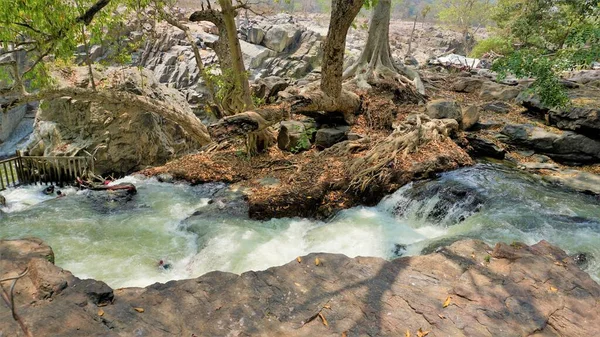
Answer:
346;114;459;192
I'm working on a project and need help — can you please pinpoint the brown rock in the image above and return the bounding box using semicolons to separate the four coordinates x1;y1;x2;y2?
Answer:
2;238;598;336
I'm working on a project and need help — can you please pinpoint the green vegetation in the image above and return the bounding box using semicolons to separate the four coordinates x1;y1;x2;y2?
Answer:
470;37;514;58
486;0;599;107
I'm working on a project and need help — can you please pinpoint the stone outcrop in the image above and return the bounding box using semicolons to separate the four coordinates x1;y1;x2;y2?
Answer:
500;123;600;164
1;238;599;336
425;100;479;130
27;67;210;176
518;88;600;140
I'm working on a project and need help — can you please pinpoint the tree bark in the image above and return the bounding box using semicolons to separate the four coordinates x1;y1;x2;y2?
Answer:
342;0;425;96
320;0;364;98
189;7;232;71
218;0;254;114
208;107;284;142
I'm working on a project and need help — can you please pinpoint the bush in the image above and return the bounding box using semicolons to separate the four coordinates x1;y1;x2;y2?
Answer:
470;37;514;58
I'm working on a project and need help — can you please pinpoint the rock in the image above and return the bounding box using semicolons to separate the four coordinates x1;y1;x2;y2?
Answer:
461;105;479;130
27;67;209;176
246;26;266;45
482;101;511;113
543;169;600;195
469;120;504;131
156;173;174;183
277;120;311;152
391;180;486;226
241;40;277;69
425;99;462;124
501;124;600;164
262;24;302;52
567;70;600;87
252;76;289;103
465;134;506;159
480;81;522;102
518;88;600;140
451;77;484;93
315;127;349;149
4;238;598;336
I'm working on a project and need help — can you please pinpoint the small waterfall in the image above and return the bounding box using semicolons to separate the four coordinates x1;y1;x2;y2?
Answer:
1;164;599;288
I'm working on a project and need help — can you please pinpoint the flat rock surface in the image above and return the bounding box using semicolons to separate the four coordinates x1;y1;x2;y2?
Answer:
1;238;599;336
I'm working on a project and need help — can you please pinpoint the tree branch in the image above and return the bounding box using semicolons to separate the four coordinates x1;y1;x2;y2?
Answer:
76;0;111;25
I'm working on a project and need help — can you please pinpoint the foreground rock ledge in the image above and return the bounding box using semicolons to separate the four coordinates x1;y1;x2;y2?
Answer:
1;238;599;336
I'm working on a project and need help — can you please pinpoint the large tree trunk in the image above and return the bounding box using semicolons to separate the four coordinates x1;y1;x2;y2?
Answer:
218;0;254;114
320;0;364;98
290;0;363;125
343;0;425;97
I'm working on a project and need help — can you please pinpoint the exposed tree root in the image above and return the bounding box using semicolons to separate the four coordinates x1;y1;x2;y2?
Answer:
290;89;361;125
344;114;459;192
342;0;425;103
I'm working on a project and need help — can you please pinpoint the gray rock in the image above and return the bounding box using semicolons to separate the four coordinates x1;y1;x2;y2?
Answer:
426;99;462;124
480;82;522;102
315;127;349;149
567;70;600;87
241;40;277;69
461;105;479;130
252;76;289;103
482;101;511;114
277;120;311;152
501;124;600;164
544;169;600;195
465;134;506;159
263;24;302;52
247;26;266;45
451;77;484;93
517;89;600;140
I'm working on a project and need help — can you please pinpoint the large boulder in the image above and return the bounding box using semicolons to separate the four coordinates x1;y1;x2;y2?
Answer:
500;124;600;164
27;67;210;176
262;24;303;52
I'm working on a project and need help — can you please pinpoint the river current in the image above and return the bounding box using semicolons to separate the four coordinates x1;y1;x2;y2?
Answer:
1;163;599;288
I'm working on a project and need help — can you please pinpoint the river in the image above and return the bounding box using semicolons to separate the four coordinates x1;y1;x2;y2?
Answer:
1;163;599;288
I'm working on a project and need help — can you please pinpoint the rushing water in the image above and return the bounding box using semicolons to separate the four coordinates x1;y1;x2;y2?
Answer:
1;164;599;288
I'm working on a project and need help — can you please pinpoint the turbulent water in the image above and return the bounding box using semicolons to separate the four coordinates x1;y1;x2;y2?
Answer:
1;164;599;288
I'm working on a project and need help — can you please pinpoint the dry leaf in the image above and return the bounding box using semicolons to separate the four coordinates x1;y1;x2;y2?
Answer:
471;252;476;258
554;261;565;267
549;286;558;293
323;304;331;309
98;309;104;316
318;312;328;327
417;328;430;337
294;282;301;287
443;296;452;308
296;257;302;263
315;257;321;266
405;329;411;337
134;307;145;313
438;313;446;319
342;331;348;337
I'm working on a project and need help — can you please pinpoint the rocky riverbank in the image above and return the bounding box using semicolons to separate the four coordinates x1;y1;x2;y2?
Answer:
1;237;598;336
